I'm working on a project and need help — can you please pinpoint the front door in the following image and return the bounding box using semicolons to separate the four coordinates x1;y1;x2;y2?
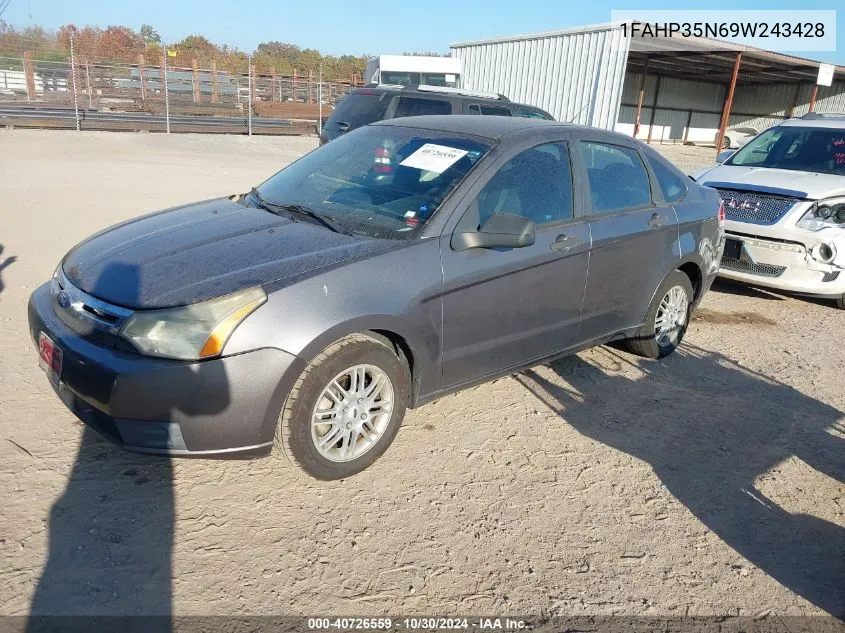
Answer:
439;140;590;389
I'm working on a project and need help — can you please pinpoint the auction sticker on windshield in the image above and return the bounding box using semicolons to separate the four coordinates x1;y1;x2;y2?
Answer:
400;143;468;173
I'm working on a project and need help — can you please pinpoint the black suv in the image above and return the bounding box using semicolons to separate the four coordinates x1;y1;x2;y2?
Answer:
320;84;554;144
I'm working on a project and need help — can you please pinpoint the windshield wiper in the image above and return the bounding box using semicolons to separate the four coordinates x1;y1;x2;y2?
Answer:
250;188;348;235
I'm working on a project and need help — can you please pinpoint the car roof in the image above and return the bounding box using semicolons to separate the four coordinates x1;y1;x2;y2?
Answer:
350;85;555;116
780;117;845;130
356;85;508;102
373;114;574;140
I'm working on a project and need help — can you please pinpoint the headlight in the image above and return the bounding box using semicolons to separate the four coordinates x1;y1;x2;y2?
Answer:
120;287;267;360
796;196;845;231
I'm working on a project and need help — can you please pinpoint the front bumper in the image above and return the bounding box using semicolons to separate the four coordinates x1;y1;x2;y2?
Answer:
28;283;305;457
718;231;845;299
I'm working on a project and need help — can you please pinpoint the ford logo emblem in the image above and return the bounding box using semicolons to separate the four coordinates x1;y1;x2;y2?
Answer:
56;290;72;309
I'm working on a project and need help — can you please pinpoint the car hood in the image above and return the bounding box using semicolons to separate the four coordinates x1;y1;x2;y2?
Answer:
62;197;400;309
698;165;845;200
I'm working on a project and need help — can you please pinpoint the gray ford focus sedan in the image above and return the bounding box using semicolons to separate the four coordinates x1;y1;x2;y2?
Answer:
29;116;724;479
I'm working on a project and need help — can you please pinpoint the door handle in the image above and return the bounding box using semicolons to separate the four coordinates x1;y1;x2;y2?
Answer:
647;213;664;228
551;234;579;252
336;121;350;131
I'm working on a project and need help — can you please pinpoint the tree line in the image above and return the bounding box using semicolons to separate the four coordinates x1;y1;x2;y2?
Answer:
0;21;404;81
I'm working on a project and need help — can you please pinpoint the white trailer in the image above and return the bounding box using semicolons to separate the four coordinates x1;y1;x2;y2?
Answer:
363;55;461;88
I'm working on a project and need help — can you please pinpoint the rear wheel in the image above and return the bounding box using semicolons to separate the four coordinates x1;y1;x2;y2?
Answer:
276;333;408;480
625;271;694;359
721;135;731;149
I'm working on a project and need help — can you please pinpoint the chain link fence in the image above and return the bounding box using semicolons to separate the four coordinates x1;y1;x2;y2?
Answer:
0;41;360;136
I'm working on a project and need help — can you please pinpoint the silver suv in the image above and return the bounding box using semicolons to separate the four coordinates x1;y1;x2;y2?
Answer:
694;113;845;309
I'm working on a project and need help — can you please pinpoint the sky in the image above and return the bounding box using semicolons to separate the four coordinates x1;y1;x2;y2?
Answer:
2;0;843;64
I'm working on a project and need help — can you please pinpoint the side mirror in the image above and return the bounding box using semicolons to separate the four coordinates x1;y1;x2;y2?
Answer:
716;150;735;164
452;213;536;251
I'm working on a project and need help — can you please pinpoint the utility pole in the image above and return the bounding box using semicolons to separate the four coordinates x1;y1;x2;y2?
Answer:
318;61;323;136
69;30;80;131
248;54;253;136
163;46;171;134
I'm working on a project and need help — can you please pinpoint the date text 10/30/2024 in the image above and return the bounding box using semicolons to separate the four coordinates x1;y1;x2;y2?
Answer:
307;618;529;630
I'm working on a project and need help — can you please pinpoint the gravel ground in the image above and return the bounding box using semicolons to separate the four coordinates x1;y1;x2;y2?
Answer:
649;142;716;175
0;130;843;622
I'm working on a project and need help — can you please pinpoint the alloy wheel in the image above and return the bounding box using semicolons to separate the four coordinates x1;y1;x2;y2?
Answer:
311;364;394;462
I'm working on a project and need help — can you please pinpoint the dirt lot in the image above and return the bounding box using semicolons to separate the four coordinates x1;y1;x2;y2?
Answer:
0;131;843;621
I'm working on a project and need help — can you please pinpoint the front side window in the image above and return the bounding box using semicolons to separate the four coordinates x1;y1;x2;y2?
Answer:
460;142;574;230
579;141;652;213
727;126;845;175
394;96;452;117
256;126;491;240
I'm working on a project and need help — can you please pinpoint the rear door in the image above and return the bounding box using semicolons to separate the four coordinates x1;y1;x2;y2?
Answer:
573;134;679;342
439;136;591;388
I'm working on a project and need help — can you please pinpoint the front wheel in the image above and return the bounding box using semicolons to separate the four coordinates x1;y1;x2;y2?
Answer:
625;271;694;359
276;333;408;480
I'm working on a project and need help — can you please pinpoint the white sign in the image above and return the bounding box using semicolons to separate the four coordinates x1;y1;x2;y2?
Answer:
399;143;468;174
817;63;834;87
445;74;456;83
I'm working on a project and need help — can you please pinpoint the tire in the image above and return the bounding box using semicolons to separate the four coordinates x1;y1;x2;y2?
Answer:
276;333;408;480
625;271;694;359
722;135;732;150
837;294;845;310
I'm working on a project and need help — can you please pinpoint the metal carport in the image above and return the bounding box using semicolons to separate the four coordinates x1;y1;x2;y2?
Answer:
451;24;845;150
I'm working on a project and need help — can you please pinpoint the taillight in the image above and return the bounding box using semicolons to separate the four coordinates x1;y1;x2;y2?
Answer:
717;200;726;227
373;146;393;174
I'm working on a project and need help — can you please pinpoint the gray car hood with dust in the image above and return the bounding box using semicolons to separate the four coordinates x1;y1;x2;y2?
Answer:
62;198;400;309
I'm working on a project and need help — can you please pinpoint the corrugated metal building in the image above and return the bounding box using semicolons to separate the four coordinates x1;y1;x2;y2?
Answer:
452;25;630;129
452;24;845;144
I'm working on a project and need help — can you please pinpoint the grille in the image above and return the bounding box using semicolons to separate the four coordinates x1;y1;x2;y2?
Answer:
52;271;136;353
822;271;841;283
720;256;786;277
717;189;798;225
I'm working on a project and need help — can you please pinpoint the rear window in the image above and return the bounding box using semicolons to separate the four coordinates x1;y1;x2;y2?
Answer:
394;97;452;117
328;92;393;129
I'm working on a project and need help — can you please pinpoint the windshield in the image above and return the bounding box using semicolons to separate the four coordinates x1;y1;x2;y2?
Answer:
727;126;845;175
255;125;492;240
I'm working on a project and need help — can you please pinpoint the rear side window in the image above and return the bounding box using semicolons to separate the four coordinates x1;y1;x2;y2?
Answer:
394;97;452;117
329;92;393;128
644;151;688;203
579;141;652;213
517;107;553;120
467;104;512;117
